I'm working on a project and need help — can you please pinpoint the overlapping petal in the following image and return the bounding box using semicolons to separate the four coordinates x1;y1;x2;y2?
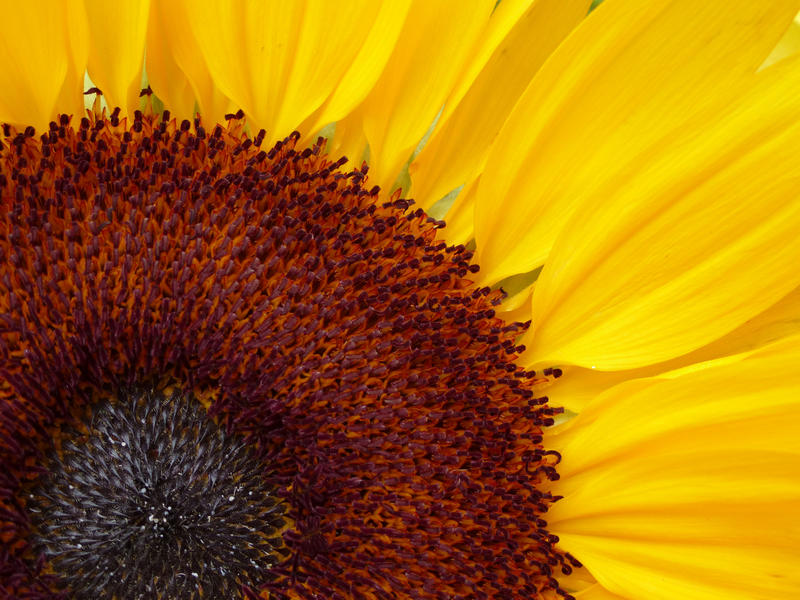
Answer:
575;585;628;600
299;1;411;137
474;0;800;286
522;55;800;370
84;0;149;115
547;338;800;600
763;13;800;68
410;0;591;211
0;4;87;130
346;0;494;190
179;0;407;144
144;0;197;119
547;283;800;412
145;0;234;124
436;178;478;246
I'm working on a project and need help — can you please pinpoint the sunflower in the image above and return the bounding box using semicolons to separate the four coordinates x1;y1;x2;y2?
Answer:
1;1;799;599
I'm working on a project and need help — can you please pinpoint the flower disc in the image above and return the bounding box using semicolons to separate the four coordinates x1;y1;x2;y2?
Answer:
0;111;576;599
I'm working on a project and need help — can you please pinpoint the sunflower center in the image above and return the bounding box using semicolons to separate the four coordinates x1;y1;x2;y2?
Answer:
27;388;286;599
1;110;577;599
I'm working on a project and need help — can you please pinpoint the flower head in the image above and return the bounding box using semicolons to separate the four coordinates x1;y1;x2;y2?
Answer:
1;1;800;599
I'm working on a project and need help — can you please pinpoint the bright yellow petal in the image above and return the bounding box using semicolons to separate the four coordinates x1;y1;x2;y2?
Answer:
410;0;591;210
439;178;479;247
328;111;368;167
56;5;90;121
356;0;494;190
543;367;632;413
146;0;233;125
763;13;800;68
303;1;412;135
547;283;800;411
0;4;85;130
548;342;800;600
432;0;535;123
144;1;200;120
497;283;536;325
574;585;627;600
84;0;150;115
661;279;800;365
521;55;800;370
184;0;391;141
474;0;800;286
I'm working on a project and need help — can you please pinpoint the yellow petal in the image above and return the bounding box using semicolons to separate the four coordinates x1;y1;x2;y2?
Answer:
432;0;536;123
56;5;90;121
84;0;150;115
410;0;591;210
474;0;800;286
327;110;368;168
544;366;633;414
303;1;412;134
147;0;233;125
547;283;800;411
523;55;800;370
763;13;800;68
497;282;536;325
356;0;494;190
439;178;479;247
574;585;627;600
144;1;200;120
548;342;800;600
560;567;603;598
0;4;85;130
184;0;391;142
661;280;800;365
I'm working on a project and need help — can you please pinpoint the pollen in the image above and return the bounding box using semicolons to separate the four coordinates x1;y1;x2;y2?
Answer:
0;110;578;599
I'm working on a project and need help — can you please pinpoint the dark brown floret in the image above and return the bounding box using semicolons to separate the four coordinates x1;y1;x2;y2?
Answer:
0;111;573;599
